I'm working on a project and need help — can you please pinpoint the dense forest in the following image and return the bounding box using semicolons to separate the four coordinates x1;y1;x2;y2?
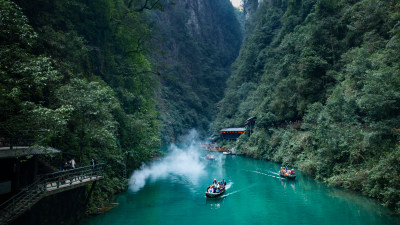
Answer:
150;0;242;143
0;0;242;219
1;0;162;213
214;0;400;213
3;0;400;222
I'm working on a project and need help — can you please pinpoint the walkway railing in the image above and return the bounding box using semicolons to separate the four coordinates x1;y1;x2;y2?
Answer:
0;129;46;149
0;164;104;225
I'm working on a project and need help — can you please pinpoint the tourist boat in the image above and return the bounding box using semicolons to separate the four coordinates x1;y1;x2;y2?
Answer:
223;150;236;155
279;171;296;180
205;186;225;198
205;155;215;160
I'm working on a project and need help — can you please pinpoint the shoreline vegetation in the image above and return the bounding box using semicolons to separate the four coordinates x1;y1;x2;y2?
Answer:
1;0;242;224
1;0;163;218
214;0;400;214
225;142;400;215
2;0;400;223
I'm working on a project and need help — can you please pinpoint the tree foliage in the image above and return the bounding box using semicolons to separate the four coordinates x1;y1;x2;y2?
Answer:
214;0;400;213
151;0;243;143
1;0;162;211
1;0;242;213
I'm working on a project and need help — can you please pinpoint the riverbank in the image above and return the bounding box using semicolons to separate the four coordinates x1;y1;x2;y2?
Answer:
78;155;400;225
231;127;400;215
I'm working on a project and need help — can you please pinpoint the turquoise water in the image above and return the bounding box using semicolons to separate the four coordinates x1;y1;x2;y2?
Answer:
79;155;400;225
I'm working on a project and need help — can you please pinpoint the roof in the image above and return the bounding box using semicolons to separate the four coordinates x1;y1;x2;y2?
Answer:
220;128;246;132
0;146;61;159
247;116;257;121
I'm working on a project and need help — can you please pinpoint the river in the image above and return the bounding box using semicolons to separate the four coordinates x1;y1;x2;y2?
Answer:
79;152;400;225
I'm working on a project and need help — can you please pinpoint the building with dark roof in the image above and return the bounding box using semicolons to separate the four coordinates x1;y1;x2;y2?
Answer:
219;116;257;140
220;127;246;140
0;146;60;197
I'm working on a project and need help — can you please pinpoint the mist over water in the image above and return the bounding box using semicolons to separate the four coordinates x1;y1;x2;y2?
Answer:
80;148;400;225
129;130;206;192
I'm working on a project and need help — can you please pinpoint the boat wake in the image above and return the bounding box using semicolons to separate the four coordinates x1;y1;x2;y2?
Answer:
220;183;257;198
224;182;233;190
268;171;280;176
244;169;284;180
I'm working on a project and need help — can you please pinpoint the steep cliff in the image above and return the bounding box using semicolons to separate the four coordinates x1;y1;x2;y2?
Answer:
214;0;400;213
151;0;243;143
243;0;259;20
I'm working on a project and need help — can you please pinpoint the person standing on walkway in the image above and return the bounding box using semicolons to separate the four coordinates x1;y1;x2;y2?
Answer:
70;158;76;169
63;161;70;170
90;158;95;169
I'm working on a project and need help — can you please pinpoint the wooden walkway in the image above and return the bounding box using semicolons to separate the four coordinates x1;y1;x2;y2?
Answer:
200;143;228;152
0;164;104;225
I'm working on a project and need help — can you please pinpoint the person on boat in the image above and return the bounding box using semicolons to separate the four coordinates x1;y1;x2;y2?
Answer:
221;179;226;186
216;182;220;188
290;169;295;175
208;185;214;193
213;179;217;184
281;167;288;175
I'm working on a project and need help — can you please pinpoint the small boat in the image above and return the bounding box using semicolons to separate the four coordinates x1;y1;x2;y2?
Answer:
279;171;296;180
223;151;236;155
205;155;215;160
205;185;225;198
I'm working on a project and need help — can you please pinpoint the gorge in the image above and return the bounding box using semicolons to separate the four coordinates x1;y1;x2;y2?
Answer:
1;0;400;224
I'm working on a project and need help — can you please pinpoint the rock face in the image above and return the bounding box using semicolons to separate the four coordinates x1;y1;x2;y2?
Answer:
155;0;241;63
243;0;269;20
152;0;243;143
243;0;259;20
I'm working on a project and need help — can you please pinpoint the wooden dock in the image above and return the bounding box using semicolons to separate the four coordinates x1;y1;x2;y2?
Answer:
200;143;229;152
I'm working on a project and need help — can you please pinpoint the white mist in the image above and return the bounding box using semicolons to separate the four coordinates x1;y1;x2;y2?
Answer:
129;130;206;192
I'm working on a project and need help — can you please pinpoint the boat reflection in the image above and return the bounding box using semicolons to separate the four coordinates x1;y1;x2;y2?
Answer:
281;180;296;191
205;197;225;209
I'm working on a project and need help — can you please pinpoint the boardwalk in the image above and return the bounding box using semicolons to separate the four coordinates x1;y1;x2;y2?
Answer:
0;164;104;225
200;143;228;152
